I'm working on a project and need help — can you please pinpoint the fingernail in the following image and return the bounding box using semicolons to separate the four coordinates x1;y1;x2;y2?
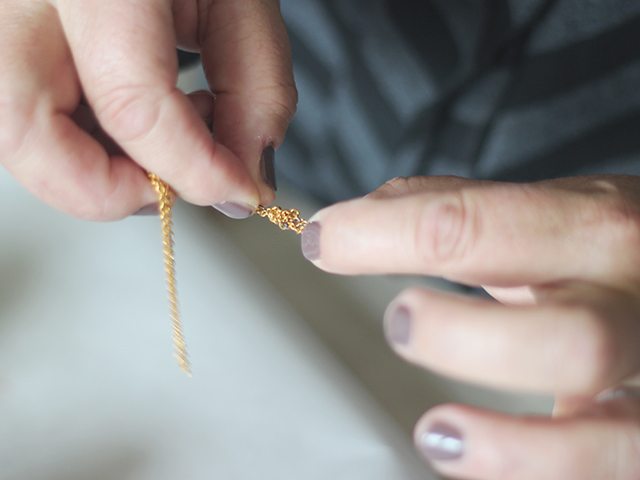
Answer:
213;202;254;219
596;387;640;403
134;203;159;216
384;304;412;346
260;145;277;191
417;422;465;462
301;222;321;261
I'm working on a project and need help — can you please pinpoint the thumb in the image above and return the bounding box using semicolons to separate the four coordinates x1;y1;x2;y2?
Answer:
58;0;260;210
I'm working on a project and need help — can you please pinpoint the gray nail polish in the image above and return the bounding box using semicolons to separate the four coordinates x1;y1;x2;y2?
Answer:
301;222;321;261
384;304;412;346
260;145;277;191
596;387;640;403
134;204;159;216
418;422;465;462
213;202;254;219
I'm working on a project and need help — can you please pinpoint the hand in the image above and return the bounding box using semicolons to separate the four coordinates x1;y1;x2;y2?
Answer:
0;0;296;220
301;175;640;479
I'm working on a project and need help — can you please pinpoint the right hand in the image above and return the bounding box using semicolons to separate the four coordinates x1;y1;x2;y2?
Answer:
0;0;296;220
302;175;640;479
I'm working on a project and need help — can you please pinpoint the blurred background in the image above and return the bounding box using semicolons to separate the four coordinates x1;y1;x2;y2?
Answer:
0;6;554;479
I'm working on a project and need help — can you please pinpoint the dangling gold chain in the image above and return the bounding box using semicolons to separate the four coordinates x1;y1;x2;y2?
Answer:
146;174;306;376
255;205;308;234
148;173;191;376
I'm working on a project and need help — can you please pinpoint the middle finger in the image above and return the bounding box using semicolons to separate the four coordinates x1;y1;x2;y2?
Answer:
383;286;640;396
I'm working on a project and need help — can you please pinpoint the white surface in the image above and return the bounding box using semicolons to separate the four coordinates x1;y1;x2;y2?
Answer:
0;169;436;480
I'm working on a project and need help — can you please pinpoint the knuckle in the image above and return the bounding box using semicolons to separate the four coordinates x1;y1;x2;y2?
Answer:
249;79;298;123
583;181;640;249
414;191;478;267
589;193;640;275
93;84;170;143
260;81;298;124
606;200;640;249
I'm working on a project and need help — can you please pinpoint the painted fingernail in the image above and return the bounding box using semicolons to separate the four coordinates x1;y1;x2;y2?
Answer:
417;422;465;462
260;145;277;191
596;387;640;403
134;203;159;216
384;304;412;346
213;202;254;219
301;222;321;261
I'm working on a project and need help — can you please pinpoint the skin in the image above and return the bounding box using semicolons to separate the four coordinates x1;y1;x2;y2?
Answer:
306;175;640;479
0;0;297;220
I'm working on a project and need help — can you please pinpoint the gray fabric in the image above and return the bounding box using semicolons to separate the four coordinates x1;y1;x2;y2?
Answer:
278;0;640;203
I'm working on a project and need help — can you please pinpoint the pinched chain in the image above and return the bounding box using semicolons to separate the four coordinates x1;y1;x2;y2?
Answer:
255;205;308;234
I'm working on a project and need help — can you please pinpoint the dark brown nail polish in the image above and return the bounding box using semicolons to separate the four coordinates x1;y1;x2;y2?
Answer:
417;422;465;462
260;145;277;191
384;304;412;346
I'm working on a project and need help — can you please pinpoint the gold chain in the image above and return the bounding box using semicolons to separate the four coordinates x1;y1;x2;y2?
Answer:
146;175;305;376
255;205;308;234
148;173;191;376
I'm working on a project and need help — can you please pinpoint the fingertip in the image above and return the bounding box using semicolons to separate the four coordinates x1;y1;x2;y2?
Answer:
299;197;355;265
299;203;333;265
413;405;500;479
413;405;472;477
412;402;637;480
383;287;464;366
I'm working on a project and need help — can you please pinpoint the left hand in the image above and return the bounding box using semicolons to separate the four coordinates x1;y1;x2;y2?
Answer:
301;175;640;480
0;0;295;220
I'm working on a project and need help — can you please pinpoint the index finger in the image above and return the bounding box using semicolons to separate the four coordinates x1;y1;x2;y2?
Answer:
301;176;640;287
57;0;259;211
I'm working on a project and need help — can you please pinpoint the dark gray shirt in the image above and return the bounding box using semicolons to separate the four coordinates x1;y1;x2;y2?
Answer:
278;0;640;203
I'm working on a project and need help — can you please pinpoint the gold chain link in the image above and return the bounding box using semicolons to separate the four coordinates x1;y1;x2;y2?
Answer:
255;205;308;234
148;173;191;376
